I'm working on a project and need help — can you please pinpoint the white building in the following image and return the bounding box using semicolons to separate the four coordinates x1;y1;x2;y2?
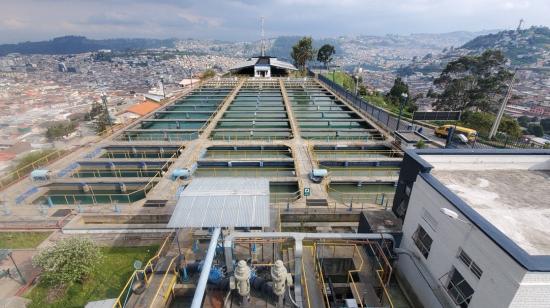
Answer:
229;56;297;78
392;149;550;308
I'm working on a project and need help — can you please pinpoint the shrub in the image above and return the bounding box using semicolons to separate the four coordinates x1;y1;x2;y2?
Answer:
33;237;102;285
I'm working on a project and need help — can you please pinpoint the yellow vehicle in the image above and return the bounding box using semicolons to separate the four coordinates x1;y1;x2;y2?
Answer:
434;125;477;142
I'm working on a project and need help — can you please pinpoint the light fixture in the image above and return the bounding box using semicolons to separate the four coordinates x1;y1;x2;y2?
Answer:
440;208;471;225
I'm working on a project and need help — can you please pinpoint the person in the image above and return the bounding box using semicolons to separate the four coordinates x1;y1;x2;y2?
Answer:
417;127;423;134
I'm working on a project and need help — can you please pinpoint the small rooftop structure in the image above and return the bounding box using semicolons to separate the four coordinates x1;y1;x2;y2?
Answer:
179;78;201;87
230;56;297;77
125;101;160;117
167;177;270;228
30;169;51;181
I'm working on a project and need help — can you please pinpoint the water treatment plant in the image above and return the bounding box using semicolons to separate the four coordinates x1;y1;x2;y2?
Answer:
3;53;550;308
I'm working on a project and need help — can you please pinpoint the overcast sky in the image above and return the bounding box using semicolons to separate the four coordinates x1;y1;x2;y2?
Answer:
0;0;548;43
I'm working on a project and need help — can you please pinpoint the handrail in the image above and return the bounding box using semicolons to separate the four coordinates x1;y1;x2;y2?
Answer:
42;134;185;205
209;135;291;142
148;255;178;308
313;150;403;160
113;234;173;308
321;166;400;178
302;247;312;308
326;186;395;205
0;150;65;190
194;167;296;178
314;246;331;307
203;150;293;160
271;190;301;204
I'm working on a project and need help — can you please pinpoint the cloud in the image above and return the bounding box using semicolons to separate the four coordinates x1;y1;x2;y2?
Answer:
0;0;548;43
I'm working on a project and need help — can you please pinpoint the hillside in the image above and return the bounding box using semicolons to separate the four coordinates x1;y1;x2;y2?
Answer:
462;26;550;65
0;36;176;56
397;26;550;76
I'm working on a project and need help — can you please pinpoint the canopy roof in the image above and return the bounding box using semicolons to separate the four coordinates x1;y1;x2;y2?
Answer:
230;56;297;72
167;177;270;228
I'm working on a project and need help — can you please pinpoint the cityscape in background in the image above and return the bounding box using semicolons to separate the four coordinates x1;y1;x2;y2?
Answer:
0;2;549;307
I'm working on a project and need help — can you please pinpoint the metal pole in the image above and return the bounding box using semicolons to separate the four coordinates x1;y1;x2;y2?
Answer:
9;252;26;284
396;93;408;131
190;227;221;308
489;69;517;139
101;94;114;133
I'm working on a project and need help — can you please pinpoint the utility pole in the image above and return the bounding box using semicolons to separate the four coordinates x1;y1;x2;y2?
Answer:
260;16;265;57
396;93;408;131
517;18;524;32
488;69;517;139
101;92;114;133
160;77;166;98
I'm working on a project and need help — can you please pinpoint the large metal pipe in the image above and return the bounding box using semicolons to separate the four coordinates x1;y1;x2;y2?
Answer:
223;231;395;308
191;227;221;308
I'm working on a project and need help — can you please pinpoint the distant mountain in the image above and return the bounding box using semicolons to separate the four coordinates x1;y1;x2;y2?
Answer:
267;36;343;61
461;27;550;65
354;30;498;50
397;26;550;76
0;36;176;56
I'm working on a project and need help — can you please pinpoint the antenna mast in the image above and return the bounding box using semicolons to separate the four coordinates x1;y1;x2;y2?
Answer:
261;16;265;57
517;18;524;31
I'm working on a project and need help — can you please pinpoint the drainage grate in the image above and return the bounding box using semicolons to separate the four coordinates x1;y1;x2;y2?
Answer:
306;199;329;207
143;200;167;208
51;209;72;217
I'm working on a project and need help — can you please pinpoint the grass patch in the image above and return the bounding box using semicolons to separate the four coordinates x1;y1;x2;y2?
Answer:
26;246;158;308
0;232;52;249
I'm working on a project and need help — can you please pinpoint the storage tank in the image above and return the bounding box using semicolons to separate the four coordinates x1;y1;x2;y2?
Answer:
171;168;191;180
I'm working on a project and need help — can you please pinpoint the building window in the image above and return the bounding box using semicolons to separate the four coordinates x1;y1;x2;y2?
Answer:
412;225;432;258
446;267;475;308
458;249;483;279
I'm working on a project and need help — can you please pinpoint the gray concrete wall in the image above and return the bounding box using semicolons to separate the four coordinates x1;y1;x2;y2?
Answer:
397;176;527;308
421;154;550;171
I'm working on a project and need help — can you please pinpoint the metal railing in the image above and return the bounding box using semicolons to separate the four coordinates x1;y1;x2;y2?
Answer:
71;168;164;178
113;234;173;308
208;134;291;142
194;167;296;178
316;73;411;133
120;132;200;142
312;150;402;161
148;255;179;308
327;188;395;208
321;166;400;178
270;190;301;204
315;243;365;307
39;140;185;206
203;150;292;160
0;150;65;190
101;151;178;159
301;134;385;142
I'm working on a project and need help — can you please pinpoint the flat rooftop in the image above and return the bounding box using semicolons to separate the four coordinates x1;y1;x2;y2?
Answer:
432;169;550;255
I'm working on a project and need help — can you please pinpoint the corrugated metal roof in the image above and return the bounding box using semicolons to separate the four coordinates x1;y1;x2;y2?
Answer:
270;58;298;70
167;177;270;228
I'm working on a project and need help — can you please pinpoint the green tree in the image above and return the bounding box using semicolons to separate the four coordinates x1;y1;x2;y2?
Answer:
200;69;216;80
317;44;335;70
386;77;409;105
499;118;522;138
460;111;521;138
517;116;530;128
45;121;77;141
415;139;426;149
85;102;105;121
291;36;315;71
432;49;513;112
528;124;544;137
540;118;550;132
32;237;102;285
